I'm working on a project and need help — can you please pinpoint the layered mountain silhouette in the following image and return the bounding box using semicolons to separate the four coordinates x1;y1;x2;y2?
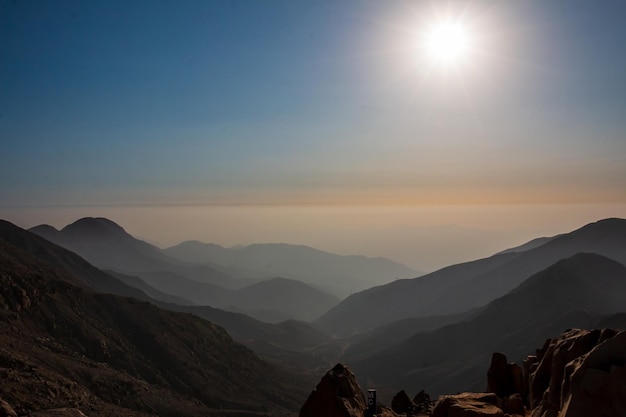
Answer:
30;218;241;289
4;215;626;415
164;240;419;297
19;220;337;369
0;220;308;416
221;277;340;322
317;218;626;336
30;218;340;322
347;252;626;397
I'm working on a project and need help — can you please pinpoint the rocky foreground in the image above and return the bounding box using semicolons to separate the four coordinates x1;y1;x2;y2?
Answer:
299;328;626;417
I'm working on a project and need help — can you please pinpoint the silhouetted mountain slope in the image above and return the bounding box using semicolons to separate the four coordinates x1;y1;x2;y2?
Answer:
1;221;308;416
341;309;478;363
1;220;148;300
105;270;194;306
119;269;338;323
6;220;336;382
129;270;232;306
156;302;339;377
31;218;341;322
30;218;239;289
163;240;234;264
316;252;517;336
593;312;626;329
317;218;626;336
226;277;340;322
164;241;419;298
350;253;626;397
495;235;558;255
162;302;332;352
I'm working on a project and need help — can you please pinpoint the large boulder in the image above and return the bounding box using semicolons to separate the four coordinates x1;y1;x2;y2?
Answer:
528;328;626;417
431;393;503;417
559;330;626;417
299;364;367;417
528;328;603;410
502;393;524;416
487;353;524;399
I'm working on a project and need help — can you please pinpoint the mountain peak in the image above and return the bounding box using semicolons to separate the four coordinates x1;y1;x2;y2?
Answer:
573;217;626;235
515;252;626;293
61;217;130;239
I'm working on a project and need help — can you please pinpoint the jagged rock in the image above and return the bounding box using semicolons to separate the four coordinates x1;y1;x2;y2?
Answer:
487;353;508;397
27;409;87;417
0;400;17;417
529;328;602;410
529;329;626;417
376;404;399;417
487;353;523;399
299;364;366;417
521;355;538;403
432;393;503;417
391;390;414;414
559;330;626;417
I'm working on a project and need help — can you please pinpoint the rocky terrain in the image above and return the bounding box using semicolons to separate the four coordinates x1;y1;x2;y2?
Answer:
0;220;308;416
300;328;626;417
4;216;626;416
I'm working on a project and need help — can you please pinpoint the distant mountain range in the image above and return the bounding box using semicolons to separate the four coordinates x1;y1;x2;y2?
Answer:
17;220;338;369
30;218;240;288
7;215;626;414
0;220;309;416
30;218;339;322
164;240;419;297
348;252;626;396
316;218;626;336
30;217;417;321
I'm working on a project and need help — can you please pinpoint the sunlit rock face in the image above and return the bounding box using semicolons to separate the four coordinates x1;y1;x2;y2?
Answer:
528;329;626;417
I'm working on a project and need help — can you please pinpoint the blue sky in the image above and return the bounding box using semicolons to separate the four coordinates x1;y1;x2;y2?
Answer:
1;1;626;269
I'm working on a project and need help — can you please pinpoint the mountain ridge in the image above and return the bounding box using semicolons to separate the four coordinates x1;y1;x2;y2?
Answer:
10;220;338;371
0;220;309;416
349;252;626;397
164;239;419;297
317;217;626;336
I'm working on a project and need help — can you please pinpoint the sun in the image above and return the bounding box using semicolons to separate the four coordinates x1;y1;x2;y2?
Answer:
421;19;472;68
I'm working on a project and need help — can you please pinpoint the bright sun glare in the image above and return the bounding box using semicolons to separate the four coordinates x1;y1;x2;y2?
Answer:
422;19;472;68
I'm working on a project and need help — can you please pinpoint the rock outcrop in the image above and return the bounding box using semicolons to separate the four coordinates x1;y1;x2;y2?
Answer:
299;364;367;417
431;393;503;417
528;328;626;417
432;328;626;417
299;329;625;417
487;352;523;399
501;394;524;416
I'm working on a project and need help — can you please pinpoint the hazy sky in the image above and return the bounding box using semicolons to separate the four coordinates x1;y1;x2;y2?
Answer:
1;1;626;271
